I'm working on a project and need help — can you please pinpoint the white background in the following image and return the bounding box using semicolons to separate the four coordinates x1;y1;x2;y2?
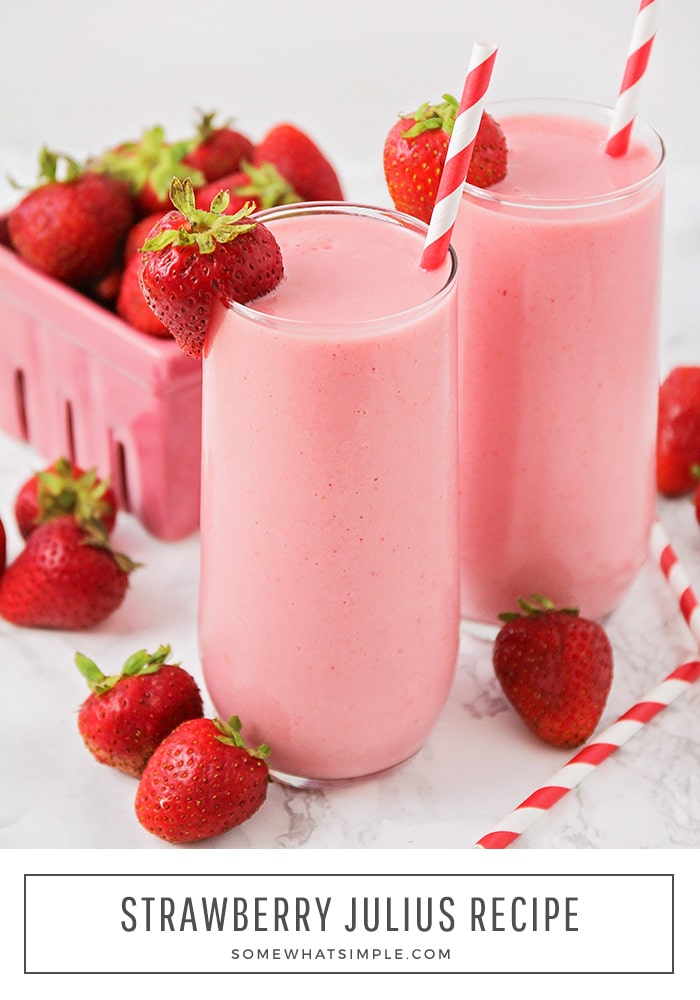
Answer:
0;0;698;202
2;1;700;996
2;0;697;373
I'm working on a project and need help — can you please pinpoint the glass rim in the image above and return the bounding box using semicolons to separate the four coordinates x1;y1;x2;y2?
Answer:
225;201;458;332
462;97;665;211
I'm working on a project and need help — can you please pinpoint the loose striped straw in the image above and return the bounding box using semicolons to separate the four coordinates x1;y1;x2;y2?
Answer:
420;41;498;271
474;516;700;849
606;0;660;157
649;517;700;646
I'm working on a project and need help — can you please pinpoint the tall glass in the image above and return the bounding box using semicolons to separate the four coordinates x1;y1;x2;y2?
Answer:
452;99;665;635
198;203;459;786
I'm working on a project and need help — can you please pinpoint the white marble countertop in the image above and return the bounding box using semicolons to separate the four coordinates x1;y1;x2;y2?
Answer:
2;425;700;852
1;131;699;852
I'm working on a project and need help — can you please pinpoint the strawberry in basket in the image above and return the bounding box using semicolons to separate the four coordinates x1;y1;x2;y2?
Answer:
183;110;255;183
7;148;134;286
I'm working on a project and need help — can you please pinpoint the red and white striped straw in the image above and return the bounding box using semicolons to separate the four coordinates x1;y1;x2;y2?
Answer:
420;41;498;271
649;517;700;646
474;658;700;848
474;515;700;849
606;0;660;157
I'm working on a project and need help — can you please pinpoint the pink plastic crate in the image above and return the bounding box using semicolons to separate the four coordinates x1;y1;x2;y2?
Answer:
0;239;202;540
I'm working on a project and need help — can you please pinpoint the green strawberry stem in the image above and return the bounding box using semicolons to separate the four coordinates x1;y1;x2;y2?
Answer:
141;177;257;255
233;161;300;208
7;146;84;191
75;643;174;695
192;109;230;143
94;126;204;200
213;716;271;760
36;457;114;532
499;595;580;622
401;94;459;139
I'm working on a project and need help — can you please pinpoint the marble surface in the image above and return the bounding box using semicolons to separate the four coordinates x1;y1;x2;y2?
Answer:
1;153;700;852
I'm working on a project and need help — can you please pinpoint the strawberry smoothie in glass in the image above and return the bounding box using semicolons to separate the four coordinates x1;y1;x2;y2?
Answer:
198;203;459;786
452;98;665;633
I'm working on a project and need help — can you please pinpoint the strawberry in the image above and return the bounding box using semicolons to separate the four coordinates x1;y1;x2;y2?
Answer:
88;262;123;305
135;715;270;843
383;96;507;223
0;516;6;576
195;161;300;216
0;515;137;630
92;126;206;217
183;110;255;183
253;122;344;201
76;643;204;777
492;596;613;749
116;254;171;337
138;177;284;359
657;366;700;495
14;456;117;539
8;148;134;286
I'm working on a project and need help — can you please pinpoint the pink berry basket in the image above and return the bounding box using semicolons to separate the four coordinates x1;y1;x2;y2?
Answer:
0;236;202;541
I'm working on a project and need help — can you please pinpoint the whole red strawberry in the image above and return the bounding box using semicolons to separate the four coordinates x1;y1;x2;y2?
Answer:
383;96;507;223
8;148;134;286
93;126;206;217
0;515;137;630
76;643;204;777
138;177;284;359
14;456;118;539
183;110;255;183
492;596;613;749
195;161;300;216
135;715;271;843
253;122;344;201
657;366;700;495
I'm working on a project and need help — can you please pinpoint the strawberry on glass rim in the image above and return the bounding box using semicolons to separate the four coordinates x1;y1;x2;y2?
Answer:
383;93;508;224
137;177;284;359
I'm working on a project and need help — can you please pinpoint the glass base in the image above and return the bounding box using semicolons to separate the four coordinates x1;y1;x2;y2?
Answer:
460;617;501;642
270;749;419;790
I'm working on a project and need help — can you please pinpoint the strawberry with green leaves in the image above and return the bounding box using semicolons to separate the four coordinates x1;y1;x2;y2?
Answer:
0;515;137;630
135;715;271;843
383;94;508;223
195;161;300;216
8;147;134;286
14;456;117;539
492;596;613;749
76;644;204;777
183;110;255;183
93;125;206;217
138;177;284;359
253;122;344;201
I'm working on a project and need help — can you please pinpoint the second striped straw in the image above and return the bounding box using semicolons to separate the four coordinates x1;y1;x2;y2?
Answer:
420;41;498;271
606;0;660;157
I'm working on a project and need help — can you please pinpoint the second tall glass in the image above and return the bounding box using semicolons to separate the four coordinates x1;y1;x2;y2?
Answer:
452;98;665;633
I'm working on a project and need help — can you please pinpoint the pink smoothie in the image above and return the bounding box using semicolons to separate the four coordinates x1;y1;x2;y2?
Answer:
198;205;459;783
452;102;665;626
